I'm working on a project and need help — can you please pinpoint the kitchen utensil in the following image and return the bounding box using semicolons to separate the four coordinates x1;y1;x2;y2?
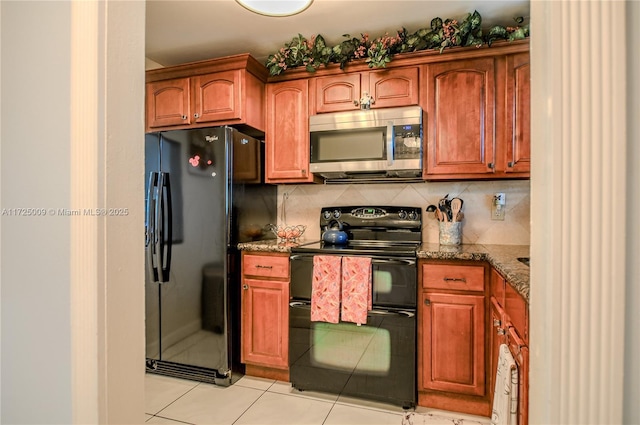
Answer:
322;219;349;245
451;198;462;222
438;205;449;222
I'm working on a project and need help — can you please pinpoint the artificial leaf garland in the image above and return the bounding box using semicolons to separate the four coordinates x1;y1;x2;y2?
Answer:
265;10;529;76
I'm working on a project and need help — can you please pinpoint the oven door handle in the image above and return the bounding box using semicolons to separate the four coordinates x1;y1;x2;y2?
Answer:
290;255;415;266
371;258;416;266
290;301;311;309
368;309;415;318
289;301;415;318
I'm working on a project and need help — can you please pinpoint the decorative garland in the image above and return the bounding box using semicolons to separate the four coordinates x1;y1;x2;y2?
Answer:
265;10;529;76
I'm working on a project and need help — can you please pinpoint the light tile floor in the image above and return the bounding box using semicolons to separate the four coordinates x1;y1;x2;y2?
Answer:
145;373;491;425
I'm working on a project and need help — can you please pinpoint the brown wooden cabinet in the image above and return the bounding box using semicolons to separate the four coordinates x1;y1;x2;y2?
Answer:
422;49;531;180
313;67;419;113
145;54;267;133
501;52;531;175
240;252;290;381
265;79;315;183
423;58;496;179
418;261;491;416
489;267;529;425
146;78;191;128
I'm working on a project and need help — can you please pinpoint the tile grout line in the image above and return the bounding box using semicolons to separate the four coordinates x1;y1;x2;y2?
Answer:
150;381;202;419
230;384;272;425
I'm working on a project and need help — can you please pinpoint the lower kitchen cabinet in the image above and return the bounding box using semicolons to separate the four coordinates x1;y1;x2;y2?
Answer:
490;267;529;425
418;261;491;417
240;252;290;381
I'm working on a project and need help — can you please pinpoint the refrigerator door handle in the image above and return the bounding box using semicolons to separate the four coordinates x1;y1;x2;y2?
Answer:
159;172;173;282
147;172;160;283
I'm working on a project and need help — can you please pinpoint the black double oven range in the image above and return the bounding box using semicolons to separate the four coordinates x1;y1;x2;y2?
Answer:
289;206;421;409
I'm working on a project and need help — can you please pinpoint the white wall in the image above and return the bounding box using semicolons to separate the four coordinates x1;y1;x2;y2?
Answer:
0;1;145;423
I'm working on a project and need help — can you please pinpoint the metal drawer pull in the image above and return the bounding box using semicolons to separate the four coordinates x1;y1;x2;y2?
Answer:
497;328;505;335
443;277;466;283
493;319;501;327
255;265;273;269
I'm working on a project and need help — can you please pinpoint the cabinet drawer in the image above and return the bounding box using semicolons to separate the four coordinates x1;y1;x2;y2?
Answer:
243;254;289;279
422;264;485;291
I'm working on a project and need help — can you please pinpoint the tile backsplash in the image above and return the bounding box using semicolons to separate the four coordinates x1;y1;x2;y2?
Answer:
276;180;530;245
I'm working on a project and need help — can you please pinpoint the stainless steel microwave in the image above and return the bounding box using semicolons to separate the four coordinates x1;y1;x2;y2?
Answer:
309;106;423;181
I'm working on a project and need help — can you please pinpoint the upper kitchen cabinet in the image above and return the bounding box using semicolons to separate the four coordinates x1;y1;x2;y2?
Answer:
313;67;419;113
499;52;531;175
146;78;192;128
422;45;530;180
265;79;315;183
145;54;267;134
423;57;496;179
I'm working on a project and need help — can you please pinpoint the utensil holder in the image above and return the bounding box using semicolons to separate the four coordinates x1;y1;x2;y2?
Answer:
439;222;462;246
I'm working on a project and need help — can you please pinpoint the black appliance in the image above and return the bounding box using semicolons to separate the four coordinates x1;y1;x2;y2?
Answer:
144;126;276;385
289;206;421;409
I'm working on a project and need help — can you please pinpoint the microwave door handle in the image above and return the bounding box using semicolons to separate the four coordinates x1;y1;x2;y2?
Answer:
386;121;394;166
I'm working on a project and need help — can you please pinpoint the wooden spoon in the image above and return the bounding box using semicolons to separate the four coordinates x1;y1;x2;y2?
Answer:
451;198;462;222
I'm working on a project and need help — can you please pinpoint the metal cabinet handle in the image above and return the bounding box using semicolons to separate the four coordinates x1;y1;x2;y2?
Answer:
488;162;495;169
243;284;248;290
443;277;466;283
493;319;501;327
497;328;506;335
508;161;514;167
255;265;273;269
424;299;431;306
194;113;200;119
181;115;187;120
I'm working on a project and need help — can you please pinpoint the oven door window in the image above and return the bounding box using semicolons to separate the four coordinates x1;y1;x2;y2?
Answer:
311;322;390;374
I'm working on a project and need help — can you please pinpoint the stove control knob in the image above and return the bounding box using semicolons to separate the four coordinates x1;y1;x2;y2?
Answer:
333;210;341;219
408;210;418;220
398;210;408;219
322;210;332;220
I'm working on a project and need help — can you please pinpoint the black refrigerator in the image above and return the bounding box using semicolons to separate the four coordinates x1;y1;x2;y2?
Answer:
144;126;276;385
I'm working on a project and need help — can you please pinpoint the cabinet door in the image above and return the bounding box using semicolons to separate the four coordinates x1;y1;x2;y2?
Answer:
420;292;486;396
424;58;496;177
489;297;507;407
241;278;289;369
315;73;362;113
146;78;191;129
369;67;419;108
504;53;531;174
192;70;241;123
507;326;529;425
266;79;313;183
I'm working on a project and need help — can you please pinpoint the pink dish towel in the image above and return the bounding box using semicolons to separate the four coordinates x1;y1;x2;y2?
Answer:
310;255;342;324
340;256;372;325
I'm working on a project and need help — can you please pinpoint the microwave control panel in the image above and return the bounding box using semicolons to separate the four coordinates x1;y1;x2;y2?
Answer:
394;124;421;158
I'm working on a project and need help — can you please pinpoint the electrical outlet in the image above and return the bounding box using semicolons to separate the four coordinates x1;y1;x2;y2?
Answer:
491;193;506;221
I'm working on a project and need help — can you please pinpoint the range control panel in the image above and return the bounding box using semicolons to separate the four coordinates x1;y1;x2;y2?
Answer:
319;206;422;230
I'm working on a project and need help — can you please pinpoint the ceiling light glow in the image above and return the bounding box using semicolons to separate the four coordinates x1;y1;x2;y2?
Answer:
236;0;314;17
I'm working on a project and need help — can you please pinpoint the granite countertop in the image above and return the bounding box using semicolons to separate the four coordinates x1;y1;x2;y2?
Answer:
237;240;530;304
